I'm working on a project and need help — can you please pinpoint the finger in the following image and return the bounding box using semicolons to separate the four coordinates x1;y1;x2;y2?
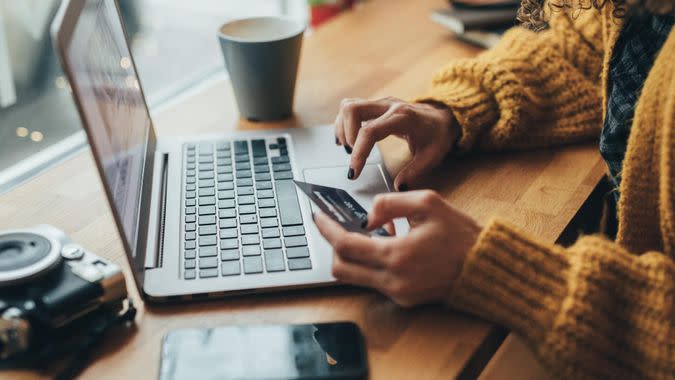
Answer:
349;111;408;180
394;149;440;191
314;212;388;267
332;254;385;290
365;191;440;229
342;100;390;148
383;221;396;236
334;111;344;146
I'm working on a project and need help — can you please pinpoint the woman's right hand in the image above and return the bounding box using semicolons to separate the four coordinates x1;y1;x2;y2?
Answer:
334;97;458;191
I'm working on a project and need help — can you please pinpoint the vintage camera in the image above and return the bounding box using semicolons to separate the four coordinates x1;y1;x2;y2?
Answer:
0;225;130;362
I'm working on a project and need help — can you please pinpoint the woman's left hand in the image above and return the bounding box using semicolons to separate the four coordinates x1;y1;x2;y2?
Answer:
313;190;482;307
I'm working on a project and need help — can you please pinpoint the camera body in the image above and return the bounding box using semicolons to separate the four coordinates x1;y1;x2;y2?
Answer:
0;225;128;360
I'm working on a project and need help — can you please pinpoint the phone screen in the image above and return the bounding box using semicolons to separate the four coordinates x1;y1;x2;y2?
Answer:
159;322;368;380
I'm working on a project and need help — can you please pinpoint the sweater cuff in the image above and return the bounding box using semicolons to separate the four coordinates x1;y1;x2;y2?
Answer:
411;79;499;152
446;218;571;343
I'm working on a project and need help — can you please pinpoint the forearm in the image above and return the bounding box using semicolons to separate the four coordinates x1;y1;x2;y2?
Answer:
447;218;675;379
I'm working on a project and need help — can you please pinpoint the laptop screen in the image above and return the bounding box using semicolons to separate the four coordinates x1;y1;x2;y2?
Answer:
65;0;151;254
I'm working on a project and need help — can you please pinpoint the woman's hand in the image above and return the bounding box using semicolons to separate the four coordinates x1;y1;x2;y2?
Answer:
334;97;458;191
313;190;482;307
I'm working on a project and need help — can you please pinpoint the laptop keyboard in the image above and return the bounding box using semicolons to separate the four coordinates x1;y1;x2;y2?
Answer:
182;137;312;280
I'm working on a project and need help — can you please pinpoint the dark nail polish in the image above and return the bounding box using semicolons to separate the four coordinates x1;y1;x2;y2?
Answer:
335;136;340;145
344;145;352;154
347;167;354;180
361;218;368;229
398;183;408;192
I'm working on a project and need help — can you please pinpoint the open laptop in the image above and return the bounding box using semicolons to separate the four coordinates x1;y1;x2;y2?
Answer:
51;0;401;301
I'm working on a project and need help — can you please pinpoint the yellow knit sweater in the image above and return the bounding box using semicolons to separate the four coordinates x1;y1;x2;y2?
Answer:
415;5;675;380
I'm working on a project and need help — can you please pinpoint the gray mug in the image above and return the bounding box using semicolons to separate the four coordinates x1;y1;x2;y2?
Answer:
218;17;305;121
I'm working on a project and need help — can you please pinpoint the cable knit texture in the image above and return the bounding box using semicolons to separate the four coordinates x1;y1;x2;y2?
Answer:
414;5;675;380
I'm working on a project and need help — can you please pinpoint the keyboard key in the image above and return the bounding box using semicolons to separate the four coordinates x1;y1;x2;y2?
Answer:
198;179;214;188
283;226;305;237
240;214;257;224
199;268;218;278
276;180;303;226
218;190;235;199
277;137;286;145
284;236;308;247
243;257;263;274
187;157;196;164
186;163;196;170
199;171;214;179
186;191;196;199
288;258;312;271
235;154;249;163
221;261;241;276
262;228;280;238
220;217;237;228
186;199;196;207
185;249;196;259
258;199;276;208
186;143;196;150
273;163;292;172
185;240;196;249
269;143;279;150
199;205;216;215
256;181;273;190
238;195;255;205
198;163;214;171
199;188;215;196
199;196;216;206
199;246;218;257
257;190;274;198
198;215;216;225
186;184;196;191
221;249;240;261
217;165;233;174
185;232;196;240
279;147;288;155
218;199;235;209
234;140;248;154
219;209;236;219
185;206;196;215
235;162;251;171
259;208;277;218
186;170;196;177
199;235;217;246
260;218;278;228
271;155;290;164
185;215;196;223
265;250;285;272
199;142;213;153
184;269;196;279
237;186;254;196
239;205;256;214
219;181;234;190
252;139;267;157
286;246;310;259
242;245;262;256
185;223;196;232
216;142;231;151
254;165;270;173
199;257;218;269
220;238;239;249
220;228;238;239
263;238;282;249
237;178;254;187
274;171;293;180
241;224;259;234
253;157;268;165
236;170;252;179
198;156;212;164
242;234;260;245
255;172;271;181
199;225;217;235
218;174;234;182
217;158;232;166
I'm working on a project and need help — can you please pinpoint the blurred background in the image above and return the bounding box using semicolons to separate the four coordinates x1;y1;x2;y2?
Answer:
0;0;358;193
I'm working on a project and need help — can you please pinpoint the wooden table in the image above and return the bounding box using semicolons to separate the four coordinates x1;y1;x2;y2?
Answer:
2;0;606;378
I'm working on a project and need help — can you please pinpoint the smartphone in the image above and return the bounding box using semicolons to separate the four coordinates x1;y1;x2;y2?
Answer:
159;322;368;380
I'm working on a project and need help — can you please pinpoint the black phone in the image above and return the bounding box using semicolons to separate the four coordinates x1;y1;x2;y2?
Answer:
159;322;368;380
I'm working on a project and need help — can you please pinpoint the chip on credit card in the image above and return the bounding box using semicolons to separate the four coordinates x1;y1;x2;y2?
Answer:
293;180;389;237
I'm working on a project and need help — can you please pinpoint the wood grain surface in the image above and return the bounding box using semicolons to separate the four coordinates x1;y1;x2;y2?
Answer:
0;0;606;379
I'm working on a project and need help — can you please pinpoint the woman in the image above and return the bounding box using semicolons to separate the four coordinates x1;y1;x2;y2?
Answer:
314;0;674;378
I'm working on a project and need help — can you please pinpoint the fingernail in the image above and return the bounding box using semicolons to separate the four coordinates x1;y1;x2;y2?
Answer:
335;136;340;145
361;218;368;229
398;183;408;192
347;167;354;180
344;145;352;154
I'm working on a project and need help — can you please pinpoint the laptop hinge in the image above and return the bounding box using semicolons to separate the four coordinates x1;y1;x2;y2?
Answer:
145;153;169;269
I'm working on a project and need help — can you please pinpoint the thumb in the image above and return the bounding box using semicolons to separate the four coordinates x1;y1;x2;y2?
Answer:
393;149;438;191
365;191;435;229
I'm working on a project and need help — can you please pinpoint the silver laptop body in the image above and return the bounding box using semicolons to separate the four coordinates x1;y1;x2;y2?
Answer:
52;0;400;302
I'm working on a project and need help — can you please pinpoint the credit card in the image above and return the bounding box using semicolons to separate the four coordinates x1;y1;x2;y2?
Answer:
294;180;389;237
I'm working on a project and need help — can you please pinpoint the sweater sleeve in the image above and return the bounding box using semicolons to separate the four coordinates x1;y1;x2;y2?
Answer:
412;11;605;152
448;218;675;379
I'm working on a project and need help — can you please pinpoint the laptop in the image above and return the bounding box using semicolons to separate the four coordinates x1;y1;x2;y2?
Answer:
51;0;402;301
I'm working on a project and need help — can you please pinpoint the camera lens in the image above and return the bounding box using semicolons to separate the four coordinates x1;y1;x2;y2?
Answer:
0;234;51;272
